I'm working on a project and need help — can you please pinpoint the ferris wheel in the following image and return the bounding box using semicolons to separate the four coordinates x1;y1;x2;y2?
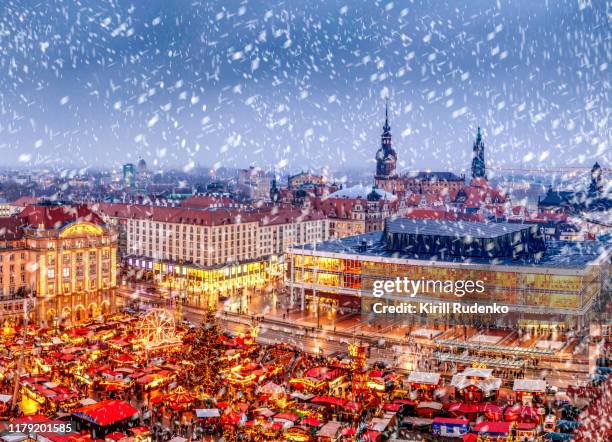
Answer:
138;308;180;348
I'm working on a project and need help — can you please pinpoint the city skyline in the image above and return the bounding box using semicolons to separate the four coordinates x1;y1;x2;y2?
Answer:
0;0;608;170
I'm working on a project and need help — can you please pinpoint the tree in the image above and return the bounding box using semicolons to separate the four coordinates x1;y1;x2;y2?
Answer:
187;306;227;396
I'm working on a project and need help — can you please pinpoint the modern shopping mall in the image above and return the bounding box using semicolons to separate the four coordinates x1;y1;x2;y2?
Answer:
286;218;611;331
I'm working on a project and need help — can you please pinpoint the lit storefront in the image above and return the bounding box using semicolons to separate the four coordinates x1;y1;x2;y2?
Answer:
127;255;285;304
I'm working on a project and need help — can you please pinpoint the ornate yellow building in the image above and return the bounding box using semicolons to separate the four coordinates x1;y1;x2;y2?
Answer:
0;203;118;324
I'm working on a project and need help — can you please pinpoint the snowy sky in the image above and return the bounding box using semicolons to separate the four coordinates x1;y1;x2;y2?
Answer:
0;0;609;173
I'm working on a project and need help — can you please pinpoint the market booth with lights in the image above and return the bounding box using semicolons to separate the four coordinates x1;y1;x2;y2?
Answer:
72;400;139;439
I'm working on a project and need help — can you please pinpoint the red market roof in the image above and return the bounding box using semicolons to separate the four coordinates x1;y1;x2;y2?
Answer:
310;396;347;407
362;429;381;442
393;399;415;406
448;402;485;414
474;421;511;434
369;369;384;378
340;428;357;436
344;401;362;412
382;403;402;412
274;412;300;422
73;400;138;426
504;404;539;422
300;417;321;427
12;415;53;424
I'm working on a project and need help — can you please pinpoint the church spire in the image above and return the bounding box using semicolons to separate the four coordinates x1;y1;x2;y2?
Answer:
383;99;391;134
471;126;486;179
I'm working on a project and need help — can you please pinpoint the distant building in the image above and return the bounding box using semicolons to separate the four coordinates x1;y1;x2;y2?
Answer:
0;203;118;323
538;163;611;214
312;187;406;238
270;179;281;203
374;102;402;194
137;158;147;175
96;203;330;303
471;127;486;179
287;217;610;329
402;171;465;195
122;163;136;188
238;166;271;201
288;172;326;189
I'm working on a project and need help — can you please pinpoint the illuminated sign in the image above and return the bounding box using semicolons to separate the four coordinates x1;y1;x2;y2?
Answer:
59;222;104;237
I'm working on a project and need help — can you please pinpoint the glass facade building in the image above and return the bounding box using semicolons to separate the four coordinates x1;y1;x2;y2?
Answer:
286;228;610;329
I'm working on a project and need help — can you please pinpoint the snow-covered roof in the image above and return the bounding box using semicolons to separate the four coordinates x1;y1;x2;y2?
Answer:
327;184;397;201
461;368;494;378
451;374;502;393
513;379;546;392
407;371;440;385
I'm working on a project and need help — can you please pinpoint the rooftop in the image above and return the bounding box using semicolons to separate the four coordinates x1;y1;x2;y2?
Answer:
327;184;396;201
95;203;326;227
403;171;464;181
297;231;609;268
19;204;105;230
385;218;530;239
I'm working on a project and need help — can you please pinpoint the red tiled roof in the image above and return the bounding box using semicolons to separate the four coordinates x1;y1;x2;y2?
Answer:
95;203;325;227
310;196;398;219
404;208;484;222
11;196;40;207
19;204;105;230
179;195;238;209
0;216;24;240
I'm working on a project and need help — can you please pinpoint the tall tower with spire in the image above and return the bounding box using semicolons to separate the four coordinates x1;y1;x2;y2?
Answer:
588;162;603;196
471;127;486;179
374;101;401;193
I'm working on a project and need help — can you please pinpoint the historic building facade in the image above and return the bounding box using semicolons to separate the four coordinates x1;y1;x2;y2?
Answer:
0;203;118;324
374;103;403;194
96;203;329;305
471;126;486;179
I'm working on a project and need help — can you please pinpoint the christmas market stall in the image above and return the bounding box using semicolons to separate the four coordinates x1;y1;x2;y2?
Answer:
415;401;443;418
513;379;547;405
447;402;485;421
515;422;538;440
431;417;470;438
472;421;512;439
503;404;541;424
450;368;501;403
406;371;441;400
71;399;139;439
290;366;348;396
316;421;344;441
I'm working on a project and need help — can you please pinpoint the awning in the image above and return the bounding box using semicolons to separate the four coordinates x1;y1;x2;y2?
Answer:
310;396;347;407
195;409;220;418
73;400;138;426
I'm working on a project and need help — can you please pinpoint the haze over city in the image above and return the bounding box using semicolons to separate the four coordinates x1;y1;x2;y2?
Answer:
0;0;609;172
